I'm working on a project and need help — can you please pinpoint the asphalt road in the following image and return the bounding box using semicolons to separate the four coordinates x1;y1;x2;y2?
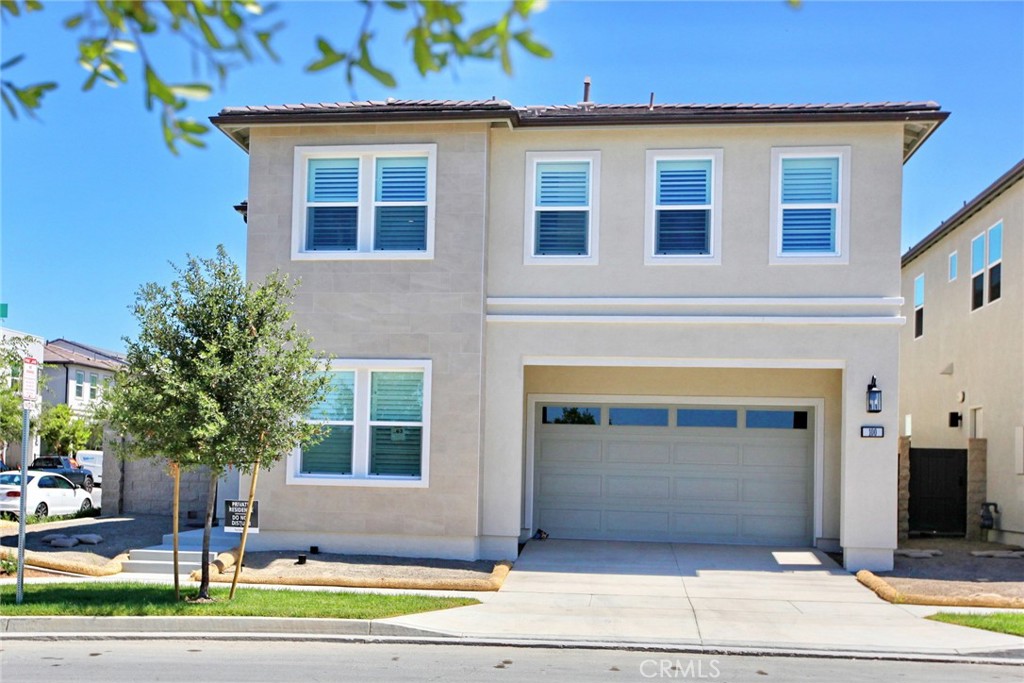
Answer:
1;640;1020;682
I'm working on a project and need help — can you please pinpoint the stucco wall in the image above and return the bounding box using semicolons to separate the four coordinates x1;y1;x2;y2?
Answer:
487;121;905;297
900;178;1024;543
241;122;488;558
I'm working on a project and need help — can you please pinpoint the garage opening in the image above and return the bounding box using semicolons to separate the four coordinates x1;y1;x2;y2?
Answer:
531;400;815;546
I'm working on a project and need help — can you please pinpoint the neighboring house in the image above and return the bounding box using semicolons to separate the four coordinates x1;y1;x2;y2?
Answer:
899;160;1023;546
41;338;124;414
212;97;948;571
0;326;45;466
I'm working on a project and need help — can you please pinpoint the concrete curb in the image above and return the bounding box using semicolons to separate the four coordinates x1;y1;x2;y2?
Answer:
190;552;513;592
1;627;1022;665
1;548;127;577
0;615;447;638
857;570;1024;609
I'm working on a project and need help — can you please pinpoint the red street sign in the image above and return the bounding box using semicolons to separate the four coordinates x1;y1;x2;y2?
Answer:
21;358;39;408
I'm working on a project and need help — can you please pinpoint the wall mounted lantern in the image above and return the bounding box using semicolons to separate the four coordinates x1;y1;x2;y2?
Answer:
949;412;963;428
866;376;882;413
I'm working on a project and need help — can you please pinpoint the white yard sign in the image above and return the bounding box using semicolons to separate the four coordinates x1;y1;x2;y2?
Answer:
20;357;38;409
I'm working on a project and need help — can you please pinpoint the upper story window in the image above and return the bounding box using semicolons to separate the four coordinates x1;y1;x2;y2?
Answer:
74;371;84;398
769;147;851;265
89;373;99;399
914;274;925;338
524;151;600;265
971;222;1003;310
292;144;436;260
289;359;431;487
644;149;723;265
948;251;958;281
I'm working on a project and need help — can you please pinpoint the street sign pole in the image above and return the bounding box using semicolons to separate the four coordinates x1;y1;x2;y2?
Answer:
15;406;29;604
16;357;39;605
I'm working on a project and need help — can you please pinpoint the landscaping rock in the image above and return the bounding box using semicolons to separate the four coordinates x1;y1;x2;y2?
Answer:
73;534;103;545
41;533;70;542
49;537;80;548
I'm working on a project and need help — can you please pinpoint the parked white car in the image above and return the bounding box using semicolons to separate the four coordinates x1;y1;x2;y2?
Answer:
0;472;94;519
75;450;104;485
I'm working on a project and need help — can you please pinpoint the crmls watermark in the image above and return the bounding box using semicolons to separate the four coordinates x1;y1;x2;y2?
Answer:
639;658;721;679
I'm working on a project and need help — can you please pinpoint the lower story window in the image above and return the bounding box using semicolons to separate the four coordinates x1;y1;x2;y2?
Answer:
295;360;430;485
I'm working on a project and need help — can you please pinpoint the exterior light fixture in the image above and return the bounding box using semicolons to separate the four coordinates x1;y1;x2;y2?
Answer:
866;376;882;413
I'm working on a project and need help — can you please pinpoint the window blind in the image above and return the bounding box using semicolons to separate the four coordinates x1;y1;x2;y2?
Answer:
535;161;590;256
780;157;839;254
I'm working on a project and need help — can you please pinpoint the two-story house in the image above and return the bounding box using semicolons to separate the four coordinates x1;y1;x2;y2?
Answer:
899;160;1022;546
1;326;45;466
213;98;947;571
41;338;124;414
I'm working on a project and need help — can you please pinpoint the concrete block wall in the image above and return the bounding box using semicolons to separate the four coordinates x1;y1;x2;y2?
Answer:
101;445;213;524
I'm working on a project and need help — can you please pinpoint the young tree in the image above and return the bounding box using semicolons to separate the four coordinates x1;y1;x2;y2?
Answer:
38;404;91;457
107;245;328;600
0;335;33;463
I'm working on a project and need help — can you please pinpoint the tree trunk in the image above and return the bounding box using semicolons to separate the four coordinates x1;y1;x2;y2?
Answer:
229;467;259;600
171;462;180;601
196;470;219;600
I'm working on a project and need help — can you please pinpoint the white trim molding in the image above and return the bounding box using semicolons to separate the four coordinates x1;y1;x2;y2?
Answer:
286;358;432;488
644;148;724;265
769;145;852;265
291;143;437;261
523;150;601;266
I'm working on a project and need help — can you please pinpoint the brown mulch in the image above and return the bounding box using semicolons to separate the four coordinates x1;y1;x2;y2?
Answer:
876;537;1024;601
226;550;497;583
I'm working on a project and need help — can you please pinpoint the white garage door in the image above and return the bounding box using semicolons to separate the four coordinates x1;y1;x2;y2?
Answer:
534;402;814;546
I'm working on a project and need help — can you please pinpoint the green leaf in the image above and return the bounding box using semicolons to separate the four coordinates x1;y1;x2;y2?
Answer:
0;54;25;70
1;89;18;118
110;39;137;53
178;119;210;135
194;11;223;49
513;30;552;58
384;1;407;9
357;59;396;87
0;0;19;17
307;39;345;72
25;0;42;11
145;66;176;109
170;83;213;100
63;13;84;29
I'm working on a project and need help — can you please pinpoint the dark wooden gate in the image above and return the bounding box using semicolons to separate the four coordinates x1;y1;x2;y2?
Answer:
909;448;967;536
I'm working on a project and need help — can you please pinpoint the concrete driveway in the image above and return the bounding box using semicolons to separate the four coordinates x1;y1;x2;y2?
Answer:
384;540;1024;655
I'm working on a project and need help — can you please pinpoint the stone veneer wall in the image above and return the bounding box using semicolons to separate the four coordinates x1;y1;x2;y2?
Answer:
966;438;988;541
101;442;212;524
898;436;911;541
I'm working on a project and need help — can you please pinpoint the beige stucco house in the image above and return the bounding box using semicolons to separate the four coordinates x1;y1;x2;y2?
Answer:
900;160;1023;546
213;98;947;571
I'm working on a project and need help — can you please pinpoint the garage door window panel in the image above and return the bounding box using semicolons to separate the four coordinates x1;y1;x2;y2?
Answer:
677;408;738;428
608;407;669;427
746;410;809;430
542;406;600;425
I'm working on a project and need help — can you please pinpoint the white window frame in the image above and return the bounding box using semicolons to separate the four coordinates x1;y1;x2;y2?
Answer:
987;221;1003;304
74;370;84;399
523;150;601;265
913;273;924;339
948;251;958;282
89;372;99;400
286;359;431;488
291;144;437;261
769;146;851;265
644;148;724;265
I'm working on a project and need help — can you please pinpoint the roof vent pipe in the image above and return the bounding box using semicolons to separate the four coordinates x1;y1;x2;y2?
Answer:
649;92;655;111
583;76;591;102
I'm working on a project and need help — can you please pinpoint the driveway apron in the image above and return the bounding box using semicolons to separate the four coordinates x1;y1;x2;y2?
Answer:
382;540;1024;654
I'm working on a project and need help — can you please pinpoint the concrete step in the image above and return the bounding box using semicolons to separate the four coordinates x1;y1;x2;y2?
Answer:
120;559;204;575
129;548;219;563
161;528;235;551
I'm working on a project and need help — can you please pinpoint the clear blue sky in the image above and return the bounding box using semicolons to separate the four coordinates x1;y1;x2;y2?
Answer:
2;1;1022;352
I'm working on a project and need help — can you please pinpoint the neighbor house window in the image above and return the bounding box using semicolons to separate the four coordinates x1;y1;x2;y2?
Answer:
74;371;84;398
89;373;99;399
971;222;1003;310
770;147;851;264
645;149;723;264
914;274;925;338
524;151;600;264
291;360;430;487
292;145;436;260
948;251;958;281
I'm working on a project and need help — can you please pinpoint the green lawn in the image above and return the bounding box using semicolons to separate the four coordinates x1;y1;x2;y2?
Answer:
928;612;1024;637
0;582;478;619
